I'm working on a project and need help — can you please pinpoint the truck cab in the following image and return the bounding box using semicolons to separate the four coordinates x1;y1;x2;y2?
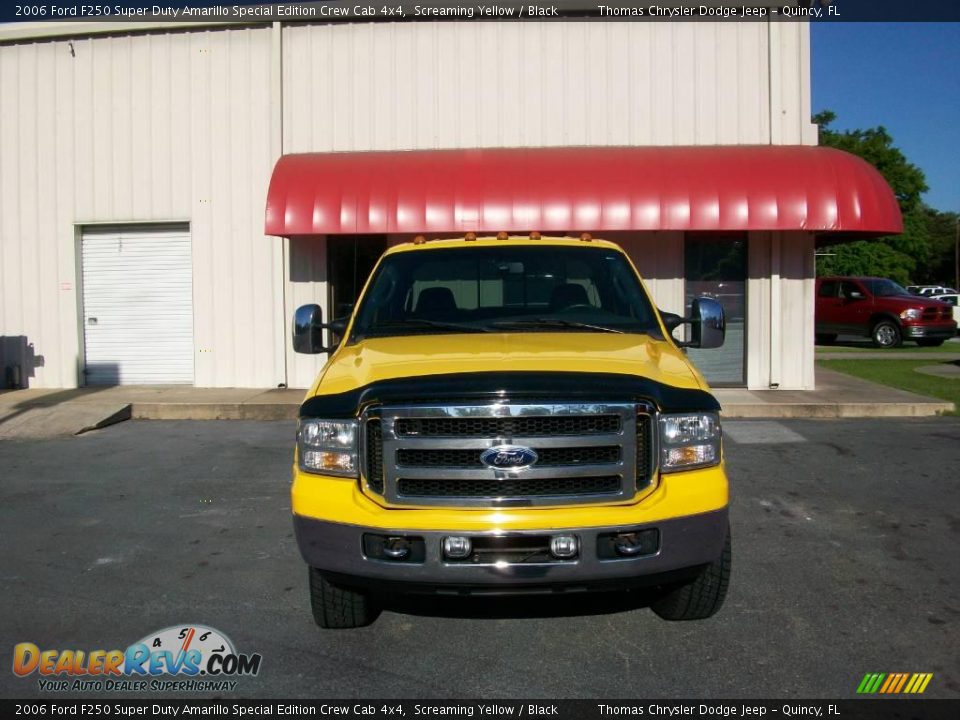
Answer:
290;235;731;628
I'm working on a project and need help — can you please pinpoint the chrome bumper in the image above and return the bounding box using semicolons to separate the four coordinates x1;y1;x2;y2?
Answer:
293;508;728;592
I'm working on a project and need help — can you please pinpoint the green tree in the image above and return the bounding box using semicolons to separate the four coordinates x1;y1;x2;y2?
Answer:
920;207;959;286
813;111;954;285
814;110;928;213
816;241;913;286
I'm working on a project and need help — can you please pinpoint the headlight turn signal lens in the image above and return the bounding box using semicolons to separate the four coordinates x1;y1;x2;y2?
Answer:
298;419;359;477
659;412;721;472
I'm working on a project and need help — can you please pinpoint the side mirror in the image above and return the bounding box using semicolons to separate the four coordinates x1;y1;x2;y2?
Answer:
292;304;329;354
846;290;864;301
661;297;725;349
689;297;725;349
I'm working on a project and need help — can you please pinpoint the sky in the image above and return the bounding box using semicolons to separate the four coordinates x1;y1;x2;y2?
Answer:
811;22;960;212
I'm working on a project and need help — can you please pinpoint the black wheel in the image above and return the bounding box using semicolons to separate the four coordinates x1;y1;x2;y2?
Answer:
652;526;731;621
308;568;381;629
871;320;902;348
815;333;837;345
916;338;945;347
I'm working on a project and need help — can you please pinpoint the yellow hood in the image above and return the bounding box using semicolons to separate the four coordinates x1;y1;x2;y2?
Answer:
310;333;705;397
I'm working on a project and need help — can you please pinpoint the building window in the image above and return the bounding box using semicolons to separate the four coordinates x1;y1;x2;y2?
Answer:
684;234;747;387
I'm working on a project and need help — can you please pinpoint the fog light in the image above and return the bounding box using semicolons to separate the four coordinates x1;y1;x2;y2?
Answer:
443;536;472;559
382;537;410;560
550;535;578;559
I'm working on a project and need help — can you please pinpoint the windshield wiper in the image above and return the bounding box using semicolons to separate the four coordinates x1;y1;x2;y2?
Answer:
375;318;495;334
489;319;626;334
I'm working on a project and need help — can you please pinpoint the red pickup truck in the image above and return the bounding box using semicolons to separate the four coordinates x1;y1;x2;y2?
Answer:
816;276;957;348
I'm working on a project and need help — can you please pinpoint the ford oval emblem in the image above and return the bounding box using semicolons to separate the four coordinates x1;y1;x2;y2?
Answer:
480;445;539;471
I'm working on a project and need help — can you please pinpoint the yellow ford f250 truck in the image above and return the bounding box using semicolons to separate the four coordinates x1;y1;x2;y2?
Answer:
290;235;730;628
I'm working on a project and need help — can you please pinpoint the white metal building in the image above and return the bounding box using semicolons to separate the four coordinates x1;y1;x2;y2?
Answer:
0;19;900;392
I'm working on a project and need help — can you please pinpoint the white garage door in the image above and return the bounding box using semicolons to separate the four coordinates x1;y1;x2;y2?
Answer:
81;227;194;385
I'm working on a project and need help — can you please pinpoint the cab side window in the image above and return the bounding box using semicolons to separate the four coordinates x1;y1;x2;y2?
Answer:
839;281;863;299
818;281;838;298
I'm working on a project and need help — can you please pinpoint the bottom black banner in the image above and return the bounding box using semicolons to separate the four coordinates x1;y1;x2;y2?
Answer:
3;700;959;720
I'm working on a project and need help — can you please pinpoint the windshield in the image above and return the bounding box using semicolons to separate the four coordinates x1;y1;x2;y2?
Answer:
350;245;662;341
862;279;910;297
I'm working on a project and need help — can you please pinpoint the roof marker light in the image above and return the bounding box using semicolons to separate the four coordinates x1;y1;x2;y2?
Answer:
580;232;593;242
497;231;509;240
464;232;477;241
413;235;427;245
530;231;541;240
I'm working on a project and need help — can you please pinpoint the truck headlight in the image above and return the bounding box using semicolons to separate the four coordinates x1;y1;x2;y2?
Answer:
298;419;358;477
659;412;721;472
900;308;921;320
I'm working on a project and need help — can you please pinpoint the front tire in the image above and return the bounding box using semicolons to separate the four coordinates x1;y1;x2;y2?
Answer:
309;568;381;629
916;338;945;347
872;320;902;348
652;526;731;621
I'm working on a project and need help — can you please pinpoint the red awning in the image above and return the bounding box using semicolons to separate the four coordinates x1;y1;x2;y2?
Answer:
264;146;902;237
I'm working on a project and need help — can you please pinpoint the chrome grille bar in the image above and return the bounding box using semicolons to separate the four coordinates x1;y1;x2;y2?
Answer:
361;402;650;508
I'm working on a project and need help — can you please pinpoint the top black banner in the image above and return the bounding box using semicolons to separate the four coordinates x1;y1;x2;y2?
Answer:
3;0;960;25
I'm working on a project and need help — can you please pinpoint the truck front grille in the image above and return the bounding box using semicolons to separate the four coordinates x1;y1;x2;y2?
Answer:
365;420;384;493
396;446;621;468
395;415;621;438
397;476;622;498
361;403;654;508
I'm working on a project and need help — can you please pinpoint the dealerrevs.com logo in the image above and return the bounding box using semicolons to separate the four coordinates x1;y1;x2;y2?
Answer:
12;624;262;693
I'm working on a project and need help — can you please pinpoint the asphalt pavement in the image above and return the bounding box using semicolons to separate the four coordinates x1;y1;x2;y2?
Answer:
1;419;958;699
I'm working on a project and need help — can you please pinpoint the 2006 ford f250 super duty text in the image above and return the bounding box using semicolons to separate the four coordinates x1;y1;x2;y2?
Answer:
290;235;730;628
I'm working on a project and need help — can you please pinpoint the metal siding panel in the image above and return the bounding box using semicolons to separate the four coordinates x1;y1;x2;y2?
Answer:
129;35;152;218
81;229;194;384
1;27;278;389
285;236;329;389
282;20;775;153
19;44;41;379
111;35;133;218
716;24;739;144
91;37;113;220
351;24;373;150
0;46;22;346
35;43;59;385
694;24;717;146
747;232;772;389
55;41;79;387
435;25;460;148
456;23;480;147
604;24;629;144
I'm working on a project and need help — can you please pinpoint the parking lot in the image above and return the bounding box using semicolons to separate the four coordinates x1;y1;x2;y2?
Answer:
1;418;958;699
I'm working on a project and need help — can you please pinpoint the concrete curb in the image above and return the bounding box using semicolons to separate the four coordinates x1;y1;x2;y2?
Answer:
76;404;133;433
131;403;299;421
130;400;953;421
720;401;954;419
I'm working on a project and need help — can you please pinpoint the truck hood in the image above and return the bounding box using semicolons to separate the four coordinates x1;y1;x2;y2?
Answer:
310;333;705;398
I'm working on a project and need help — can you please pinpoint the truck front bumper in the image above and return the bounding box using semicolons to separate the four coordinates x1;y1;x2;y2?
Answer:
293;507;728;592
902;322;957;339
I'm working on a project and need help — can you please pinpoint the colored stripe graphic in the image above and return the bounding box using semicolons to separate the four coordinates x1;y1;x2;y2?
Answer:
857;672;933;694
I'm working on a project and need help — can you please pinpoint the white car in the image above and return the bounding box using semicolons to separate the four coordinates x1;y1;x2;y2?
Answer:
910;285;958;296
930;293;960;327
